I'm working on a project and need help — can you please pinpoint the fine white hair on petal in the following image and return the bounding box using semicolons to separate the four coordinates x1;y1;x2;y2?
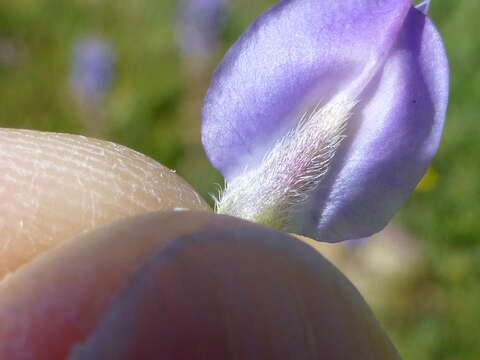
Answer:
416;0;431;15
216;94;356;230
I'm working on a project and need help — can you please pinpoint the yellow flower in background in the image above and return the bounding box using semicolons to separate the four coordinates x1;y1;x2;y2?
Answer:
416;167;439;192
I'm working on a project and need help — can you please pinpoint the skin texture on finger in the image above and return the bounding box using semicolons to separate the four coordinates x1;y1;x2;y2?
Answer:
0;129;210;279
0;212;400;360
0;211;241;360
60;213;400;359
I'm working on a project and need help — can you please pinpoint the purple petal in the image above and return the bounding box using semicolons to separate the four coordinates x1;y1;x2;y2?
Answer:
299;7;449;242
202;0;412;179
202;0;448;242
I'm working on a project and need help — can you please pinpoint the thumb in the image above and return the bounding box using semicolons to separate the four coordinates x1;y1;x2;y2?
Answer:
0;211;399;360
0;129;210;278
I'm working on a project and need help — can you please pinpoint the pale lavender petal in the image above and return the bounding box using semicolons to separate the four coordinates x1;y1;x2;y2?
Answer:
302;7;449;242
202;0;412;179
203;0;448;242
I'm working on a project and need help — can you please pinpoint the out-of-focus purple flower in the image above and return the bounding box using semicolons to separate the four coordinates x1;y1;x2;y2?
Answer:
177;0;226;57
202;0;449;242
71;37;115;101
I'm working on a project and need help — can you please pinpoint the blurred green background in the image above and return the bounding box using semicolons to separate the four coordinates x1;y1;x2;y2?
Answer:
0;0;478;358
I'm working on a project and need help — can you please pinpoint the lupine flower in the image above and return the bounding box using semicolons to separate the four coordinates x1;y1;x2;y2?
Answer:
202;0;449;242
71;37;115;101
176;0;226;57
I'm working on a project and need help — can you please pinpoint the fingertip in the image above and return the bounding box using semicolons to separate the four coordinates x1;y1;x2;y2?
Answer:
0;129;210;278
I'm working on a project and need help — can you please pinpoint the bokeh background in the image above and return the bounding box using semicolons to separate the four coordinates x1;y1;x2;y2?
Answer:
0;0;478;358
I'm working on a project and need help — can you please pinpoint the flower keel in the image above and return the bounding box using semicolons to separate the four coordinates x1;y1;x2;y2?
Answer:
217;95;356;233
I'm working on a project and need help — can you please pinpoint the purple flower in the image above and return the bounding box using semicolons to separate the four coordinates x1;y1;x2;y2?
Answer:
71;37;115;100
177;0;226;57
201;0;449;242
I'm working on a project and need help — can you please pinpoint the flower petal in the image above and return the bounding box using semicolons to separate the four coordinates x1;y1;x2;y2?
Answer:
203;0;448;242
202;0;412;179
301;7;449;242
